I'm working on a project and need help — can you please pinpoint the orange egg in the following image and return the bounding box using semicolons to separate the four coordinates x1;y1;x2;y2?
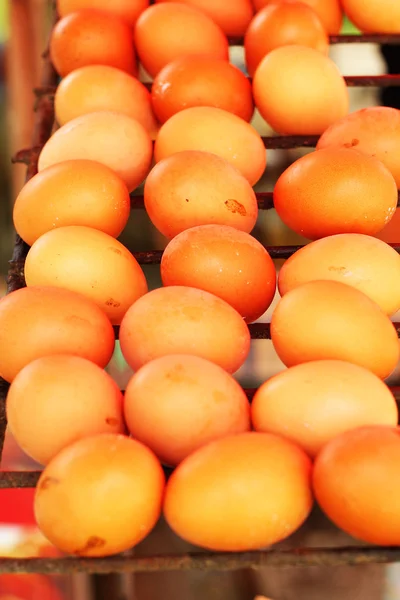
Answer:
50;10;137;77
13;160;130;246
38;112;152;193
317;107;400;188
278;234;400;316
0;286;115;383
253;45;348;135
273;148;397;239
271;280;399;379
7;355;125;465
119;286;251;373
144;151;258;238
314;426;400;545
340;0;400;33
155;0;253;35
55;65;159;138
24;226;148;325
245;2;329;77
151;56;254;123
57;0;149;28
252;360;398;458
134;3;229;77
155;107;266;185
161;225;276;322
164;432;313;551
35;434;164;556
252;0;343;34
124;354;250;466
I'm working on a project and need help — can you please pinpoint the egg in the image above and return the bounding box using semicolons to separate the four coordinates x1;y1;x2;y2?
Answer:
278;234;400;316
314;426;400;545
34;434;165;556
119;286;251;373
155;0;253;36
13;160;130;246
0;286;115;382
38;112;152;193
164;432;313;551
151;56;254;124
7;355;125;465
317;107;400;188
134;3;229;77
245;2;329;77
50;11;137;78
124;354;250;466
161;225;276;322
57;0;149;28
252;0;343;34
273;148;398;239
340;0;400;33
155;107;266;185
144;151;258;238
252;360;398;458
24;226;148;326
271;280;399;379
253;45;348;135
55;66;159;138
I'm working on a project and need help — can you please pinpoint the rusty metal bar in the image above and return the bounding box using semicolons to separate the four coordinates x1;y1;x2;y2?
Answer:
228;34;400;46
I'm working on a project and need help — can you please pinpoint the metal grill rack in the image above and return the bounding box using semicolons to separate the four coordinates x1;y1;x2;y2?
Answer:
1;21;400;575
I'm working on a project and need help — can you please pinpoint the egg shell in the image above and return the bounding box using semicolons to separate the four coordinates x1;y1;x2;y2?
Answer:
119;286;251;373
164;432;313;551
252;0;343;34
24;226;148;326
161;224;276;322
134;3;229;77
252;360;398;458
278;233;400;316
34;434;165;556
50;10;137;77
253;45;348;135
124;354;250;466
271;280;399;379
340;0;400;33
144;151;258;238
273;148;398;239
38;111;153;193
313;426;400;545
7;355;125;465
13;160;131;246
0;286;115;382
154;107;266;185
151;56;254;124
57;0;149;27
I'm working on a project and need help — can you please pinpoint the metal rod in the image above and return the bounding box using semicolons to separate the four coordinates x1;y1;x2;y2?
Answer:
228;33;400;45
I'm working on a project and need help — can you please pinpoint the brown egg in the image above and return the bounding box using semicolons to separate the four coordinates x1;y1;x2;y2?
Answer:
164;432;313;551
278;234;400;316
35;434;164;556
7;355;125;465
144;151;258;238
253;45;348;135
57;0;149;28
134;3;229;77
50;10;137;78
0;286;115;383
124;354;250;466
245;2;329;77
252;360;398;458
340;0;400;33
161;225;276;322
252;0;343;34
155;107;266;185
273;148;398;239
271;280;399;379
13;160;130;246
24;226;148;325
38;111;152;192
119;286;251;373
151;56;254;124
55;65;159;138
317;107;400;188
